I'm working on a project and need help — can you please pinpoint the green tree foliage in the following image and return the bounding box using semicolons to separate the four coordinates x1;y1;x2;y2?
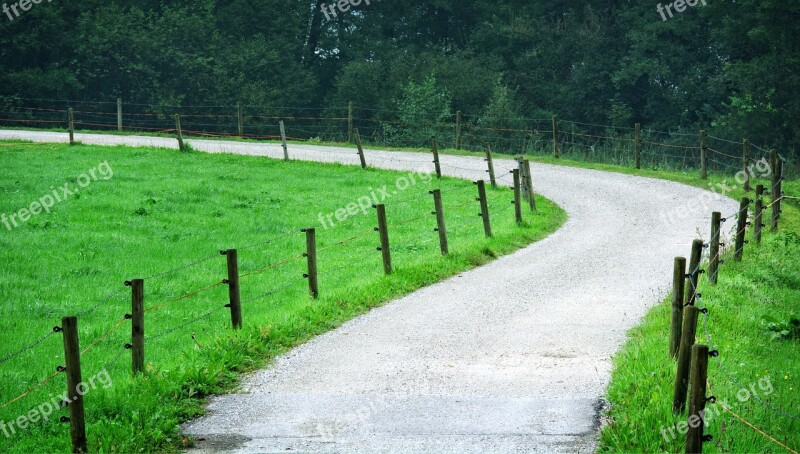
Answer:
382;76;453;147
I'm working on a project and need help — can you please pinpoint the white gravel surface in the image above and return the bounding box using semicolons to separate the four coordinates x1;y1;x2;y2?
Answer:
0;130;739;453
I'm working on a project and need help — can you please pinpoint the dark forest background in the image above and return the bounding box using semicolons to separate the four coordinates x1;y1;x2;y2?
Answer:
0;0;798;157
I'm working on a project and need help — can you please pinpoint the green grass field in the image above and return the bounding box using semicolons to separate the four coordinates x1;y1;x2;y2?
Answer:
0;141;565;453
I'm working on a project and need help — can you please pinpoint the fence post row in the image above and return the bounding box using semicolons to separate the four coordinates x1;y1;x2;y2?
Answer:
512;169;523;224
673;305;700;414
303;228;318;298
237;103;244;138
61;316;87;453
117;98;123;132
635;123;641;169
742;138;750;191
431;189;449;255
485;145;497;188
686;344;711;454
476;180;492;237
128;279;145;374
670;256;687;358
523;159;536;212
375;204;392;274
432;137;442;179
455;110;462;150
708;212;721;285
222;249;242;329
734;197;750;261
354;128;367;169
68;108;75;145
174;114;185;152
754;185;764;244
700;130;708;180
772;157;783;232
552;115;560;159
279;120;289;161
348;101;354;143
685;239;703;306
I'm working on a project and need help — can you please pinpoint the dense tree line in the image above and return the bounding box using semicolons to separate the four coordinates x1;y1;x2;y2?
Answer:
0;0;798;156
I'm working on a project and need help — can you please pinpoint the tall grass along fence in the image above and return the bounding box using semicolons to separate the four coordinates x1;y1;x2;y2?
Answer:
0;147;538;452
0;97;790;182
667;150;796;453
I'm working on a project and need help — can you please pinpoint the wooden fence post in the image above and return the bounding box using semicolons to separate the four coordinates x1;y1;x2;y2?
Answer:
354;128;367;169
304;228;318;298
376;204;392;274
485;146;497;188
455;111;462;150
523;159;536;211
708;212;721;285
61;316;87;453
174;114;184;152
754;185;764;244
673;306;700;414
348;101;353;143
670;257;687;358
279;120;289;161
431;190;448;255
686;344;710;454
635;123;641;169
68;108;75;145
223;249;242;329
734;197;750;261
771;158;783;232
476;180;492;237
700;130;708;179
117;98;123;132
512;169;522;223
552;115;560;159
743;139;750;191
685;239;703;306
432;137;442;179
128;279;144;374
237;103;244;138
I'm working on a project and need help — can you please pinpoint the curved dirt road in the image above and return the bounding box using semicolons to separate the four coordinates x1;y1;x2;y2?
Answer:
0;130;738;453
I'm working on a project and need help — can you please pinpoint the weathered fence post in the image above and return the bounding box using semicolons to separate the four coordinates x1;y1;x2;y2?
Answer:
455;111;462;150
512;169;522;223
700;130;708;180
117;98;123;132
754;185;764;244
376;204;392;274
304;228;318;298
347;101;353;143
635;123;641;169
354;128;367;169
734;197;750;261
686;344;710;454
670;257;687;358
523;159;536;211
68;108;75;145
237;103;244;138
771;158;783;232
432;137;442;179
279;120;289;161
174;114;185;152
673;306;700;414
431;190;448;255
476;180;492;237
685;239;703;306
485;146;497;188
128;279;144;374
708;212;721;285
61;316;87;453
552;115;560;159
743;138;750;191
222;249;242;329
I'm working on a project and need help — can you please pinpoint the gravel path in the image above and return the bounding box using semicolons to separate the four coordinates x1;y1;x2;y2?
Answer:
1;130;738;453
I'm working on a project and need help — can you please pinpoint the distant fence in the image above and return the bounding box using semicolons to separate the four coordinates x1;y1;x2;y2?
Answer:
0;97;786;180
0;147;542;452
